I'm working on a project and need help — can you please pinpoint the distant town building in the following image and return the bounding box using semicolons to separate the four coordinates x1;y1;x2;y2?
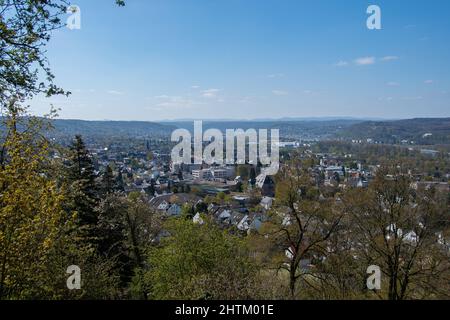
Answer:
192;169;213;180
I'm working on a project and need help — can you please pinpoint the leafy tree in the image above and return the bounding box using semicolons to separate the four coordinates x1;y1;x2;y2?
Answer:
41;239;122;300
95;193;131;286
237;164;249;180
126;192;163;299
1;0;124;107
181;204;195;219
95;191;162;298
216;191;226;204
0;102;71;299
0;0;67;106
204;195;215;205
145;218;258;300
0;0;125;300
0;103;123;299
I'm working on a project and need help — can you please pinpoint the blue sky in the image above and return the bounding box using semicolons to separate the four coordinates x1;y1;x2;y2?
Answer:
30;0;450;120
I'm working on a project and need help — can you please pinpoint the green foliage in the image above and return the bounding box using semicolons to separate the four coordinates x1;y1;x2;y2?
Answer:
0;103;71;299
0;0;68;105
216;191;226;201
100;164;116;195
195;201;208;213
144;218;258;300
0;0;130;300
181;204;195;218
0;103;123;300
237;165;250;180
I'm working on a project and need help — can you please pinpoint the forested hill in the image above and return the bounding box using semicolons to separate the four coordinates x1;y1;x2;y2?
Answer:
49;119;177;139
339;118;450;145
163;119;363;140
3;117;449;145
44;119;364;141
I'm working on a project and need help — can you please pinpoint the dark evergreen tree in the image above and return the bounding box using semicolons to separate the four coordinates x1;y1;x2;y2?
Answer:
95;194;131;287
249;166;257;187
66;135;99;227
195;201;208;213
256;160;262;175
116;170;125;192
332;172;341;185
101;164;116;196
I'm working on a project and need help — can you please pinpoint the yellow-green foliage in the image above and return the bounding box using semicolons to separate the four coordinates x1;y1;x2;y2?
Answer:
0;107;70;299
146;217;257;300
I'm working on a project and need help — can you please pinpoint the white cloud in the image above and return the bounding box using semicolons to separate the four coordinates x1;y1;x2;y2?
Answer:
381;56;399;62
272;90;288;96
202;88;221;98
146;106;163;111
191;85;200;89
154;95;202;109
267;73;285;78
155;95;170;99
387;82;400;86
335;56;397;68
107;90;124;95
238;96;260;103
354;57;376;66
424;80;434;84
403;96;423;101
335;61;349;67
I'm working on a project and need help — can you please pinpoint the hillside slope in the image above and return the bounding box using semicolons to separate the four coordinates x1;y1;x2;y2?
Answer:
339;118;450;145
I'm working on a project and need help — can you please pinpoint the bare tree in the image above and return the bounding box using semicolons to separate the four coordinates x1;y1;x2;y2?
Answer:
343;169;450;300
263;160;343;298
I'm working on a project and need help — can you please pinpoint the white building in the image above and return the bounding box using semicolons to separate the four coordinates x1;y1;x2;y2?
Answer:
211;169;227;179
260;197;273;210
193;212;204;225
157;200;170;211
192;169;212;180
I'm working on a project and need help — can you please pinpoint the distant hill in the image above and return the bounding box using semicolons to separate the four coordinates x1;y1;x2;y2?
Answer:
49;119;176;139
339;118;450;145
3;117;449;145
47;119;363;141
168;119;363;140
